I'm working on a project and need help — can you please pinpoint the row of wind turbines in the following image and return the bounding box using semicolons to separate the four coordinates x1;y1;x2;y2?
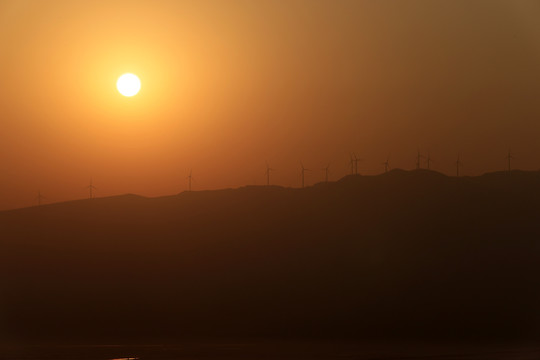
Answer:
33;150;517;206
35;179;96;206
264;149;516;187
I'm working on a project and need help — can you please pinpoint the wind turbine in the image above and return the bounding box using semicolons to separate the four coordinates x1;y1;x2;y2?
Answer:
349;154;354;175
416;149;425;170
353;153;361;175
383;156;390;173
301;162;310;188
187;170;193;191
507;149;513;172
425;153;433;170
323;162;330;183
36;190;45;206
455;153;463;177
265;161;274;186
86;178;97;199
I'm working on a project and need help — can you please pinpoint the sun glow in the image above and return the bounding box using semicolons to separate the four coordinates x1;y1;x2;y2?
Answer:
117;73;141;97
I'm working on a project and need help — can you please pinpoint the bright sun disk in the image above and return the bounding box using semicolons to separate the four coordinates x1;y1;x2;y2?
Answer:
117;73;141;97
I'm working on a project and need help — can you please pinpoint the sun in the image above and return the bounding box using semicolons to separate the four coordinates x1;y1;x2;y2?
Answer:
117;73;141;97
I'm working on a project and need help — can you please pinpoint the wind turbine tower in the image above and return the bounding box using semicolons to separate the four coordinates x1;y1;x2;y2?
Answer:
86;178;97;199
265;162;274;186
426;153;433;170
301;162;310;188
353;153;361;175
323;163;330;183
383;156;390;173
507;149;513;172
416;150;424;170
456;154;463;177
36;190;45;206
187;170;193;191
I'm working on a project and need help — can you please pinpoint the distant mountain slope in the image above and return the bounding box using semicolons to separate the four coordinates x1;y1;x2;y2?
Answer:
2;169;540;343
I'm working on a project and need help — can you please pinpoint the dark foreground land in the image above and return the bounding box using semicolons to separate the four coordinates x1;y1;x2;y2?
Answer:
2;169;540;356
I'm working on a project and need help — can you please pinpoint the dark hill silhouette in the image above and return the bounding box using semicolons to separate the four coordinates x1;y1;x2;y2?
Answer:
2;169;540;344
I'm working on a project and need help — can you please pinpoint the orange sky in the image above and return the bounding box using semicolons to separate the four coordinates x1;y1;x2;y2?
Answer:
1;0;540;210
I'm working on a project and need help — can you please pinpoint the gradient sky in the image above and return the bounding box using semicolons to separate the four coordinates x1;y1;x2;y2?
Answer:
1;0;540;210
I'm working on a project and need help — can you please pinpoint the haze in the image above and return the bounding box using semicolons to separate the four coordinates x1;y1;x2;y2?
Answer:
1;0;540;210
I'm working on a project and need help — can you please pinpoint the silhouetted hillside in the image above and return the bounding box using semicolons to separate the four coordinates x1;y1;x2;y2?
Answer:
2;169;540;344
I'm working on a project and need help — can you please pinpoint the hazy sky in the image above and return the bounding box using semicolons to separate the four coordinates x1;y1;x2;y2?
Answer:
1;0;540;209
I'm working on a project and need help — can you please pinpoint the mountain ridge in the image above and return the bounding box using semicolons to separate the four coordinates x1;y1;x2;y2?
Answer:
3;168;539;214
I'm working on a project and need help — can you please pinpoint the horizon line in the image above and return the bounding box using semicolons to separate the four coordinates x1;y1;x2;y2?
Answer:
3;167;537;213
